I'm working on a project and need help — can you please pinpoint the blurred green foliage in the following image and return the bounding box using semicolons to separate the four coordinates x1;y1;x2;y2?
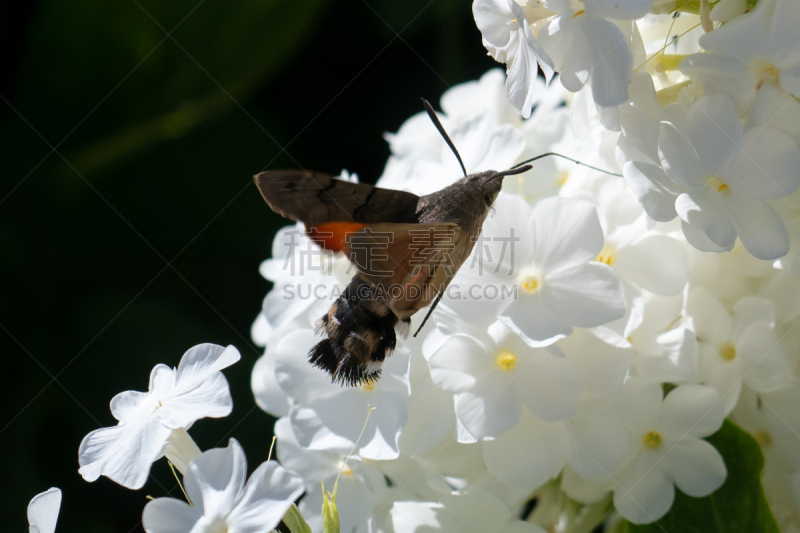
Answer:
0;0;495;530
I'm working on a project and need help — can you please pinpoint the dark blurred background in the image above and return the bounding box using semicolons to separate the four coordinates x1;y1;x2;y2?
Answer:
1;0;496;530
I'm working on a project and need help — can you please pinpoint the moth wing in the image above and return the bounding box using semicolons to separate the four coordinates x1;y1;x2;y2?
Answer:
341;222;463;319
254;170;420;226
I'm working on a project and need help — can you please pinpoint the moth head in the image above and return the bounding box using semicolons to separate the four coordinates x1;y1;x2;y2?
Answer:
474;164;533;206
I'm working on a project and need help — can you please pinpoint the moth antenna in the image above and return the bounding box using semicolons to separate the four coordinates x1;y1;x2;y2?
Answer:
413;290;445;337
421;98;467;178
510;152;622;177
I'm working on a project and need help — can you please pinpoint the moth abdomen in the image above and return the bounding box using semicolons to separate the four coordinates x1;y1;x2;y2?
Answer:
309;276;399;386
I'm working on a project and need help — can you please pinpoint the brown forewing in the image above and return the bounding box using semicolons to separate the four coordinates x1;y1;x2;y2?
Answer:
253;170;420;226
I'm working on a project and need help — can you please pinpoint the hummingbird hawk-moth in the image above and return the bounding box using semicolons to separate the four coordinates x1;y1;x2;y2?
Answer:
254;100;614;386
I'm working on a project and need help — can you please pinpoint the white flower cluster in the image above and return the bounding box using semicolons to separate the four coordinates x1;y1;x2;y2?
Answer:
73;343;305;533
251;0;800;529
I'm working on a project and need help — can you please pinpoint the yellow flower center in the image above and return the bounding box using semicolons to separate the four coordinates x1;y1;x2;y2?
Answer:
753;60;781;90
340;463;353;477
495;351;517;372
518;267;543;294
363;382;376;391
522;276;539;292
719;342;736;361
706;175;730;194
572;9;585;17
595;244;617;266
643;431;663;449
755;430;772;448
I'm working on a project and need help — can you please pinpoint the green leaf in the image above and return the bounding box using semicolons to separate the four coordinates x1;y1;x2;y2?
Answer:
283;503;313;533
627;420;780;533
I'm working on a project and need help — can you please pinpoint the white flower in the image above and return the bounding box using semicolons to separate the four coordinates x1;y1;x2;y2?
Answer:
28;488;61;533
732;384;800;473
440;68;522;129
473;0;555;118
538;0;652;107
142;438;303;533
658;95;800;259
426;320;580;439
628;292;699;384
680;0;800;133
275;417;389;533
509;194;626;342
398;351;456;457
689;287;792;415
390;486;547;533
274;329;411;460
611;379;726;524
482;330;631;491
78;343;240;489
618;73;688;222
590;182;689;344
440;194;625;342
252;349;292;419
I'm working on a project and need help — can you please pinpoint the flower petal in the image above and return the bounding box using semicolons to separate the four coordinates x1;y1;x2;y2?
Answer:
614;454;675;524
78;418;171;489
507;20;554;118
675;190;736;251
158;373;233;428
142;497;201;533
474;0;515;57
659;385;724;439
176;344;240;386
532;197;605;273
736;321;793;392
544;263;626;328
728;196;789;260
184;439;247;517
564;403;629;483
227;461;305;533
454;372;522;439
680;219;732;254
662;438;726;497
616;234;688;295
501;290;572;343
587;0;653;20
686;96;742;176
514;353;580;421
614;377;663;434
27;488;61;533
429;335;494;393
251;354;291;418
583;18;634;107
687;287;732;346
697;0;771;60
622;161;679;222
658;123;705;188
726;126;800;199
483;414;566;491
